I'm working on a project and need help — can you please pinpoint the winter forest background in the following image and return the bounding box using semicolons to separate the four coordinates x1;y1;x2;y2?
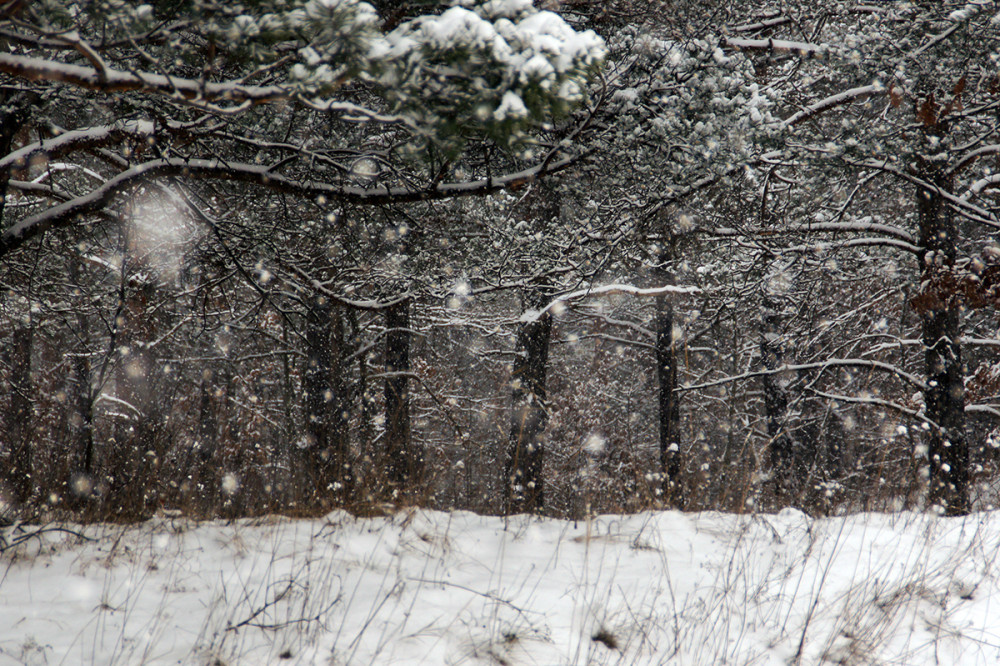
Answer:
2;0;1000;524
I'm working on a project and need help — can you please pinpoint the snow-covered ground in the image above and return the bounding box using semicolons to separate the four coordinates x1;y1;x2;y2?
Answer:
3;508;1000;665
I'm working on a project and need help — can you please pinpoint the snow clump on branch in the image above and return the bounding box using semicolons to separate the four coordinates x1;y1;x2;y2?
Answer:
372;0;606;156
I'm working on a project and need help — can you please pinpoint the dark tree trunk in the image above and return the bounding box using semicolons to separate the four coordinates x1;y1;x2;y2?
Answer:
200;364;232;515
355;311;378;457
280;318;295;441
197;370;218;458
71;334;95;474
303;295;352;505
761;295;797;502
917;170;969;516
5;325;34;504
330;309;350;487
303;294;331;499
655;268;682;506
180;368;218;514
504;291;552;515
1;90;35;506
384;300;416;490
72;353;95;471
68;260;95;478
0;90;33;224
108;280;160;519
717;319;748;509
65;330;96;512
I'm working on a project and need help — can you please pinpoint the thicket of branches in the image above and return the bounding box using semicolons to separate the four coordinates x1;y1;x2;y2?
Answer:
2;0;1000;522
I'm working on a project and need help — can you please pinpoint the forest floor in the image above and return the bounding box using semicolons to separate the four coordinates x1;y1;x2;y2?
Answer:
2;507;999;665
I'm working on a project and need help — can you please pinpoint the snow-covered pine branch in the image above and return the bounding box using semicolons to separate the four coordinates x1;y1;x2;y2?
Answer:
1;0;606;151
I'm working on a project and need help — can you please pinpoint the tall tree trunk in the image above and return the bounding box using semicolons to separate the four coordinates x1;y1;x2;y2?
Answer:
303;294;331;503
330;309;351;492
354;311;377;460
655;267;683;506
1;89;35;507
917;170;969;516
761;294;797;502
280;317;295;442
72;350;95;472
69;317;96;511
384;300;416;490
715;318;746;509
197;370;218;459
504;291;552;515
303;295;351;506
68;260;95;479
0;89;33;224
110;279;159;519
5;325;33;504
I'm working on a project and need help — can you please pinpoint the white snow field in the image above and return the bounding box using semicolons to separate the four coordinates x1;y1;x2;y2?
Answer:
3;508;1000;665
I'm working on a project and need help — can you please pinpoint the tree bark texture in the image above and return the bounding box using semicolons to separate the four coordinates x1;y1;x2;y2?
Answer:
655;269;682;506
0;89;33;224
303;295;352;505
384;300;416;489
71;330;95;476
68;260;95;478
108;280;159;519
917;170;969;516
761;295;798;501
4;325;33;504
504;291;552;515
1;90;36;505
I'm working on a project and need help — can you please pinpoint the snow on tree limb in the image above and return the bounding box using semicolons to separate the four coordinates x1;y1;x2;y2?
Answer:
0;120;157;173
0;0;606;145
962;174;1000;201
0;154;581;259
846;158;1000;227
721;36;828;57
781;237;922;256
0;52;406;119
0;53;291;104
948;144;1000;177
730;15;792;33
784;85;880;126
706;227;920;255
679;359;925;393
520;284;700;324
967;405;1000;419
807;389;932;427
789;221;916;245
283;263;414;312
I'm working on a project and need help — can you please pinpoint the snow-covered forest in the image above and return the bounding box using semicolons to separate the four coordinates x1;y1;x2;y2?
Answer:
3;0;1000;662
